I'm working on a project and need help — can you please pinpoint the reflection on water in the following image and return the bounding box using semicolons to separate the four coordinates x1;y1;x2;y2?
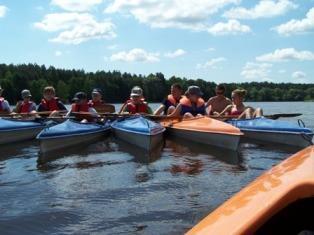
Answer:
0;102;313;234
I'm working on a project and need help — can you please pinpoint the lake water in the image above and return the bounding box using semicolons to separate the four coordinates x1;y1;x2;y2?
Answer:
0;102;313;235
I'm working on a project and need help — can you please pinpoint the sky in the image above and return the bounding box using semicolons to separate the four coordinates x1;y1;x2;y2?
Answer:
0;0;314;83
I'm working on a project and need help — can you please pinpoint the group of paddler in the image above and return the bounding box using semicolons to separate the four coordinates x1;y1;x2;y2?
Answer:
0;83;262;121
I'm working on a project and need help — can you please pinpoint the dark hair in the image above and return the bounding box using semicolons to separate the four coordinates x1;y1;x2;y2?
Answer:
216;84;226;92
171;83;182;91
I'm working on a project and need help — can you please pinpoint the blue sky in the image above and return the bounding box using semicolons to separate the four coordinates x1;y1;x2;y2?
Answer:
0;0;314;83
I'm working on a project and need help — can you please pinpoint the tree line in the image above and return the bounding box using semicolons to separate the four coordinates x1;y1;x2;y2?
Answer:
0;63;313;104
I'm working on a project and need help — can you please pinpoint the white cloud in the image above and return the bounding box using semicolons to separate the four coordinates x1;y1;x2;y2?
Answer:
274;7;314;36
196;57;226;69
241;62;273;80
107;44;118;50
105;0;240;31
256;48;314;62
164;49;186;58
110;48;159;63
55;51;62;56
0;5;8;18
51;0;103;12
292;71;306;79
224;0;297;19
208;20;251;35
34;13;116;44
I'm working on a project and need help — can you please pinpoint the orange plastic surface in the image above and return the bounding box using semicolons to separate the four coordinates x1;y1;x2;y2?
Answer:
187;146;314;235
161;117;243;136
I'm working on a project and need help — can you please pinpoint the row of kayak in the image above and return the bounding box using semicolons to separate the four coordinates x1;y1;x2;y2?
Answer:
0;116;313;154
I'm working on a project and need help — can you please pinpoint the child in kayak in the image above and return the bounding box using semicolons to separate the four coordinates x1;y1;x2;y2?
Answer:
120;86;153;114
37;86;67;117
0;85;11;114
154;83;183;115
88;88;115;113
67;92;99;122
14;89;37;114
168;86;206;119
219;89;263;119
205;84;231;115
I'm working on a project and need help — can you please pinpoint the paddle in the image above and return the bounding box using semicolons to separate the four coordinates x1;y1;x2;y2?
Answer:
0;110;68;117
264;113;302;120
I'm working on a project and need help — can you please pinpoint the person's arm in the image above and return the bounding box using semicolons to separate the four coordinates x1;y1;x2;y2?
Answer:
153;104;165;115
88;107;99;117
205;97;214;108
218;105;232;116
3;100;11;113
168;104;182;117
14;101;22;113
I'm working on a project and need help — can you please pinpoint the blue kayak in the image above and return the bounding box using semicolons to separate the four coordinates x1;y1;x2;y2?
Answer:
111;116;165;150
37;119;111;153
0;118;46;144
227;117;313;147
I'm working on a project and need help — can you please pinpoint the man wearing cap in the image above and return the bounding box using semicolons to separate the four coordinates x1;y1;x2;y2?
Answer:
205;84;231;115
67;92;98;122
37;86;67;116
169;86;206;118
88;88;115;113
0;85;11;114
120;86;153;114
15;89;37;114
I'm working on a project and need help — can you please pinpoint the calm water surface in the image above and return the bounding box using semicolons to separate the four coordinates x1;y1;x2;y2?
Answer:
0;102;313;234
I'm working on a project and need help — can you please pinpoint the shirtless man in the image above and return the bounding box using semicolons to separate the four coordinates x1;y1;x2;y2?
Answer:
205;84;231;115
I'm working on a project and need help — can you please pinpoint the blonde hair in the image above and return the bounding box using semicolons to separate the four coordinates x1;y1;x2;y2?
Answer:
232;89;247;98
43;86;55;94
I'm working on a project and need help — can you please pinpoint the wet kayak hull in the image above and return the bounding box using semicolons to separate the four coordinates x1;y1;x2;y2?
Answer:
0;118;46;144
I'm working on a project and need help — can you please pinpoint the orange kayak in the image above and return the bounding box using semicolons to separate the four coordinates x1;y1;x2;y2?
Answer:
160;116;243;151
187;145;314;235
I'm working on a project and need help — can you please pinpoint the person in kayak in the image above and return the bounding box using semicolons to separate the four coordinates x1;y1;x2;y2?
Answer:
205;84;231;115
154;83;183;115
168;86;206;119
88;88;115;113
219;89;263;119
120;86;153;114
0;85;12;114
37;86;67;117
67;92;99;122
14;89;37;114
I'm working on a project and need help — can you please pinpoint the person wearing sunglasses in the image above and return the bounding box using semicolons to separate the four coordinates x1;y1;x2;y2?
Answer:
205;84;231;115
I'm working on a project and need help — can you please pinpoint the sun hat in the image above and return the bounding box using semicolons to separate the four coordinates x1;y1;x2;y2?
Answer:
21;89;32;98
185;86;203;97
72;92;87;101
130;86;143;97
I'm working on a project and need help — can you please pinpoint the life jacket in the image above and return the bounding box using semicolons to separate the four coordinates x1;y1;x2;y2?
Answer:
126;99;149;114
180;96;205;116
88;100;115;113
19;101;35;113
71;103;94;122
230;107;243;116
40;98;59;111
0;97;4;111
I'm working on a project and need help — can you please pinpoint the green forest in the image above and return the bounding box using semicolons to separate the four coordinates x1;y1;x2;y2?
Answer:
0;63;313;104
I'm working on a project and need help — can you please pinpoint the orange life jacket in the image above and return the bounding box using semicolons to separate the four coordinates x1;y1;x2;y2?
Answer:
126;99;148;114
180;96;205;116
19;101;35;113
40;98;59;111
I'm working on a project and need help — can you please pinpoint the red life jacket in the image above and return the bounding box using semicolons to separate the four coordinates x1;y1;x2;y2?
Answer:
20;101;34;113
126;99;148;114
0;97;4;111
71;103;94;121
41;98;59;111
167;94;181;106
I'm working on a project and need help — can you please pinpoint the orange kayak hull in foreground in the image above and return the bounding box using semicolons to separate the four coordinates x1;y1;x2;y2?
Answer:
161;117;243;151
187;146;314;235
